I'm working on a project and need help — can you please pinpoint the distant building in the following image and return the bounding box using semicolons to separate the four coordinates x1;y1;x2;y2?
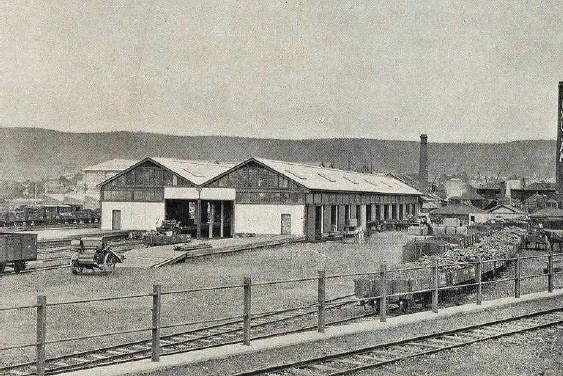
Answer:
511;181;556;202
487;204;526;221
82;159;137;195
429;204;489;226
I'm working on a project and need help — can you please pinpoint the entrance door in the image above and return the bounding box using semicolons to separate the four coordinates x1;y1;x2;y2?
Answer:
281;214;291;235
112;210;121;230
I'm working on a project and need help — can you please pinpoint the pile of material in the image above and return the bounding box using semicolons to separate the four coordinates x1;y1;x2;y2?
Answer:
392;227;526;278
413;227;525;271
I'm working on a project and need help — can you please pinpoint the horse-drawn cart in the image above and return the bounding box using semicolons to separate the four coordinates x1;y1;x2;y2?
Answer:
70;237;124;274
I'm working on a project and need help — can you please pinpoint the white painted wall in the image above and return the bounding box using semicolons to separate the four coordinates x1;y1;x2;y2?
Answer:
101;202;165;230
234;204;305;235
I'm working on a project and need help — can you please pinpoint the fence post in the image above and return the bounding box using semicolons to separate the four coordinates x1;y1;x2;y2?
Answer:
379;264;387;322
432;258;439;313
243;275;252;345
548;252;554;293
476;258;482;305
317;270;326;333
36;295;46;376
151;284;161;362
514;256;521;298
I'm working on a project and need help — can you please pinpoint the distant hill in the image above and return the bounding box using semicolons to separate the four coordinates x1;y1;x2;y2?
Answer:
0;127;556;182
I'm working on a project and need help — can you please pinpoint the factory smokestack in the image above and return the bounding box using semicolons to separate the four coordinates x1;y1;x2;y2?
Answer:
419;134;428;192
557;82;563;193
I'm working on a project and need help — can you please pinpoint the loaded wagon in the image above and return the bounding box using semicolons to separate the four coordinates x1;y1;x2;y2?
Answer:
0;233;38;273
355;248;516;312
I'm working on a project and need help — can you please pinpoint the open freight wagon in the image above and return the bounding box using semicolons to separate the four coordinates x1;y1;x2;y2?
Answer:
354;248;516;312
0;232;38;273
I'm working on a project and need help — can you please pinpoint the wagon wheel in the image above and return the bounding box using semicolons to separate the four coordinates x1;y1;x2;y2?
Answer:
0;263;5;273
399;299;410;313
13;261;24;273
103;253;116;274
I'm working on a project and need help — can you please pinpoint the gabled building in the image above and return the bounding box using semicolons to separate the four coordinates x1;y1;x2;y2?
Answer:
488;204;526;221
98;157;423;241
429;204;489;226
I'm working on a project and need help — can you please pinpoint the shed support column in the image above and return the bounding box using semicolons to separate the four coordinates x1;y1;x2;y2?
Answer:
360;205;367;229
220;201;224;238
196;199;202;239
208;203;214;239
371;204;377;221
378;204;384;221
306;205;316;241
386;204;392;220
323;205;332;233
403;203;409;219
337;205;346;231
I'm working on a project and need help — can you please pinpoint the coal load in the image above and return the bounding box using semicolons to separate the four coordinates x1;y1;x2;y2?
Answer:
391;227;526;278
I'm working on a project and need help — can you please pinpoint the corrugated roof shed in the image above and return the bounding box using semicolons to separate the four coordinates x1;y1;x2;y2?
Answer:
150;158;237;186
255;158;421;195
83;159;138;172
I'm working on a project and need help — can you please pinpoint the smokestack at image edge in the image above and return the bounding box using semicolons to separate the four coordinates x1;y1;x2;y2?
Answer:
419;134;428;193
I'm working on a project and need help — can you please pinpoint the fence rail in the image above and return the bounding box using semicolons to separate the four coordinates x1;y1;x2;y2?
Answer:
1;244;561;375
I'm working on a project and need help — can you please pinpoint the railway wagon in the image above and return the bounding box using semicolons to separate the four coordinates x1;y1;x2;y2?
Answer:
0;233;38;273
354;248;516;312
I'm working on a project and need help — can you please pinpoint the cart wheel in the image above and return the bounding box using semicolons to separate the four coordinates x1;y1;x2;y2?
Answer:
103;254;116;274
13;261;24;273
372;299;380;315
399;299;410;313
0;263;5;273
71;266;79;275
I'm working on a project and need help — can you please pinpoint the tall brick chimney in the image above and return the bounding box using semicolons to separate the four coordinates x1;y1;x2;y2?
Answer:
557;82;563;193
419;134;428;192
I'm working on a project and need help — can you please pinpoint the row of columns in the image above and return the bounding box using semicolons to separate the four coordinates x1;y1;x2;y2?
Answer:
318;202;418;233
195;200;228;239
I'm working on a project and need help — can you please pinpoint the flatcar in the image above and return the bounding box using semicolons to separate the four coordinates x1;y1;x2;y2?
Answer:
0;232;38;273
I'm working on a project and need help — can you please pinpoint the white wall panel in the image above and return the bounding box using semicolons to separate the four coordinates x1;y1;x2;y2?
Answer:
234;204;305;235
101;202;165;230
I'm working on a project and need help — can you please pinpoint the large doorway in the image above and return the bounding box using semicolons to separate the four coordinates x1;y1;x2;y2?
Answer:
165;199;197;237
165;199;233;238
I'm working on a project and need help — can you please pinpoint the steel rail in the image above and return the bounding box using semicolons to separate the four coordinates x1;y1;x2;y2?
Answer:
231;307;563;376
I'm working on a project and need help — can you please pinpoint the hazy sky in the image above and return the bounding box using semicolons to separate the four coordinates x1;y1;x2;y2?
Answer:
2;1;562;142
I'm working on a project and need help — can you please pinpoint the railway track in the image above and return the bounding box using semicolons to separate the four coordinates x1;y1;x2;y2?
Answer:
0;295;370;376
0;240;144;276
233;307;563;376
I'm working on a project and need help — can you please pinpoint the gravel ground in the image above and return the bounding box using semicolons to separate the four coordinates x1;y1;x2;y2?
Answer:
371;327;563;376
0;231;409;366
2;230;560;374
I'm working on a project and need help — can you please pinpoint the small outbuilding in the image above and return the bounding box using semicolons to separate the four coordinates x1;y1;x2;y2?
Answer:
429;204;489;226
487;204;527;221
529;207;563;230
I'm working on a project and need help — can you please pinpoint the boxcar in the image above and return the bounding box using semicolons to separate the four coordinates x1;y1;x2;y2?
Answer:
0;233;38;273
